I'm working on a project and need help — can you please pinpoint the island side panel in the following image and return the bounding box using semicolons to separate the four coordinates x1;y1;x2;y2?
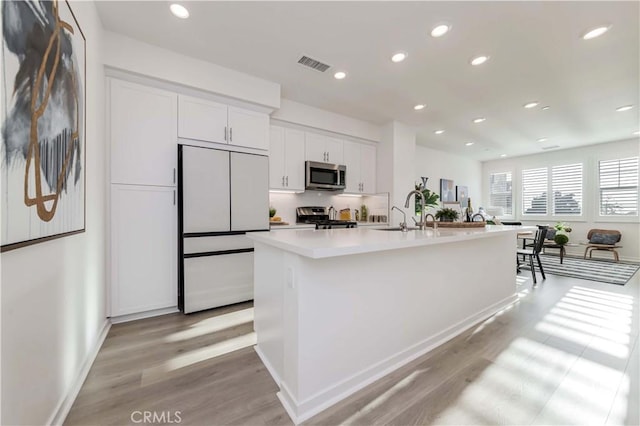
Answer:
290;232;516;419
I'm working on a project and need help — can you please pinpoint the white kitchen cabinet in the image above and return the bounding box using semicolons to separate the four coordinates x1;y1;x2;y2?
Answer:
109;79;177;186
269;126;305;190
343;141;377;194
110;184;177;317
178;95;228;144
178;95;269;151
305;132;344;164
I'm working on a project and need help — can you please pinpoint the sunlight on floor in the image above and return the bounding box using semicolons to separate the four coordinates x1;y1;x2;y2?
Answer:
340;369;428;425
437;285;635;424
165;308;254;342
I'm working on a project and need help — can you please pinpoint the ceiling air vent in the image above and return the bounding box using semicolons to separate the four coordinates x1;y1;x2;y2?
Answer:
541;145;560;150
298;56;331;72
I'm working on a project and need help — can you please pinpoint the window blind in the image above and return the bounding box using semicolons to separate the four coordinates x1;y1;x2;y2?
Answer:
522;167;547;215
489;172;512;215
599;157;639;216
552;163;582;215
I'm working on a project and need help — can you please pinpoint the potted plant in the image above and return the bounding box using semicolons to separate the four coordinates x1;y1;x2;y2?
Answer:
435;207;460;222
269;206;276;218
414;181;440;215
553;222;572;244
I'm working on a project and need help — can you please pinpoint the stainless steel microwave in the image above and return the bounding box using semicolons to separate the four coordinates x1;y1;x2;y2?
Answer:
305;161;346;191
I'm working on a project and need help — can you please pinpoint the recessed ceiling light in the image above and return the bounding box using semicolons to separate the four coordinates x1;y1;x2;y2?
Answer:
391;52;408;63
616;105;633;112
431;24;451;38
465;142;475;146
434;129;445;135
582;26;610;40
537;137;548;142
334;71;347;80
524;102;539;109
500;154;507;158
414;104;426;111
634;131;640;136
169;3;189;19
542;106;550;110
473;117;486;123
470;55;489;66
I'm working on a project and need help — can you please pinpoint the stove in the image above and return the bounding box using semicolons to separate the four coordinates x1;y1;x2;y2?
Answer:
296;206;357;229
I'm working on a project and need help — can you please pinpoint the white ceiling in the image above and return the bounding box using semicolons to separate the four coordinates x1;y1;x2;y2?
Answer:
95;1;640;161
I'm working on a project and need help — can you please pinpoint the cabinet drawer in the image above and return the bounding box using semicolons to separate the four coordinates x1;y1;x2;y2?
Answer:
183;252;254;313
183;235;253;255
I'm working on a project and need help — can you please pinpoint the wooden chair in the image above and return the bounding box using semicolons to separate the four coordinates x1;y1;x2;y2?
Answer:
517;225;548;285
584;229;622;262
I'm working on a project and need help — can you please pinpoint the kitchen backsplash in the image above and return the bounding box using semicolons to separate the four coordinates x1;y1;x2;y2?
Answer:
269;191;390;224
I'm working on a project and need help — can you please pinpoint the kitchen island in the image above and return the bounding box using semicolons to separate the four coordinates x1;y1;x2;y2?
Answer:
247;226;522;423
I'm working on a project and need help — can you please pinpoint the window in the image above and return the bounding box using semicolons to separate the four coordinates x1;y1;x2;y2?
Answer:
522;167;547;215
489;172;512;215
552;163;582;215
599;157;639;216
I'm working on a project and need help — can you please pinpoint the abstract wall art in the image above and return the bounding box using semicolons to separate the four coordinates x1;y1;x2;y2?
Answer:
440;178;455;202
1;0;86;252
456;185;469;208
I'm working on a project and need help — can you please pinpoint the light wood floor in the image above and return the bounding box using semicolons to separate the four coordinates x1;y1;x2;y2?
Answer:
66;268;639;425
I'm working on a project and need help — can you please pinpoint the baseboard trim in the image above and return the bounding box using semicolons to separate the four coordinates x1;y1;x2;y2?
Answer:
283;294;519;423
47;319;111;426
110;306;179;324
254;345;281;386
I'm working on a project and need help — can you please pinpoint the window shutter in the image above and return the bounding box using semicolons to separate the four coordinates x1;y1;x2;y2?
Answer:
522;167;548;215
599;157;639;216
552;163;582;215
489;172;512;215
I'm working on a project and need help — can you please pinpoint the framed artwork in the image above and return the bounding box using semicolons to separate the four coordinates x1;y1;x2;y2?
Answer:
440;178;455;202
456;185;469;208
1;0;86;252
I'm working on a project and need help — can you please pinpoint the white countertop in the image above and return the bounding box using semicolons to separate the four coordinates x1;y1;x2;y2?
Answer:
248;225;528;259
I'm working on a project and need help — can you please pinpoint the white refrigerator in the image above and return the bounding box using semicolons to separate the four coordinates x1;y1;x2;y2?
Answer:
178;145;269;313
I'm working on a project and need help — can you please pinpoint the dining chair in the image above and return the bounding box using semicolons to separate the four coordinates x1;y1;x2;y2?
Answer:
517;225;548;285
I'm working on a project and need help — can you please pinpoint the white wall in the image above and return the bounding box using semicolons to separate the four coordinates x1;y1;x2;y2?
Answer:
1;2;108;424
271;99;381;142
482;138;640;261
414;145;483;214
103;31;280;109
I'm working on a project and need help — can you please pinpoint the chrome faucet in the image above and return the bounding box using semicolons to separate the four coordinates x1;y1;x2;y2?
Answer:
424;213;437;230
404;190;426;230
391;206;408;232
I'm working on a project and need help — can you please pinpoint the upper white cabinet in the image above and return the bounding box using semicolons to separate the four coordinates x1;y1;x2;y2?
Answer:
178;96;228;144
178;95;269;151
269;126;305;191
343;141;377;194
305;133;344;164
110;79;178;186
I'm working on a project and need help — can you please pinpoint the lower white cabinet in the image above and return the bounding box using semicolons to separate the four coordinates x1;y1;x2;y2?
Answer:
110;184;177;317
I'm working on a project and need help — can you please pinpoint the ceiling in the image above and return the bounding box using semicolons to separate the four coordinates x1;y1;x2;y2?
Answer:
95;1;640;161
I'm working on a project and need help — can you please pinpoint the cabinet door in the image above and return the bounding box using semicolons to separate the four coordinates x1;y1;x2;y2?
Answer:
228;107;269;150
283;128;306;191
342;141;361;193
110;79;177;186
360;144;377;194
269;126;286;190
325;136;344;164
110;184;177;317
230;152;270;231
178;95;228;144
305;133;328;162
181;146;230;233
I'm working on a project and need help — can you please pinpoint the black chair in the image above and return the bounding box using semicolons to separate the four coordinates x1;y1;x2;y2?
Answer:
517;225;548;285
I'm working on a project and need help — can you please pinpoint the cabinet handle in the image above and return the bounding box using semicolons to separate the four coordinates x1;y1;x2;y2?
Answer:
282;176;285;186
326;152;329;162
286;176;289;187
230;127;233;142
173;168;176;184
173;190;176;205
224;126;228;141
